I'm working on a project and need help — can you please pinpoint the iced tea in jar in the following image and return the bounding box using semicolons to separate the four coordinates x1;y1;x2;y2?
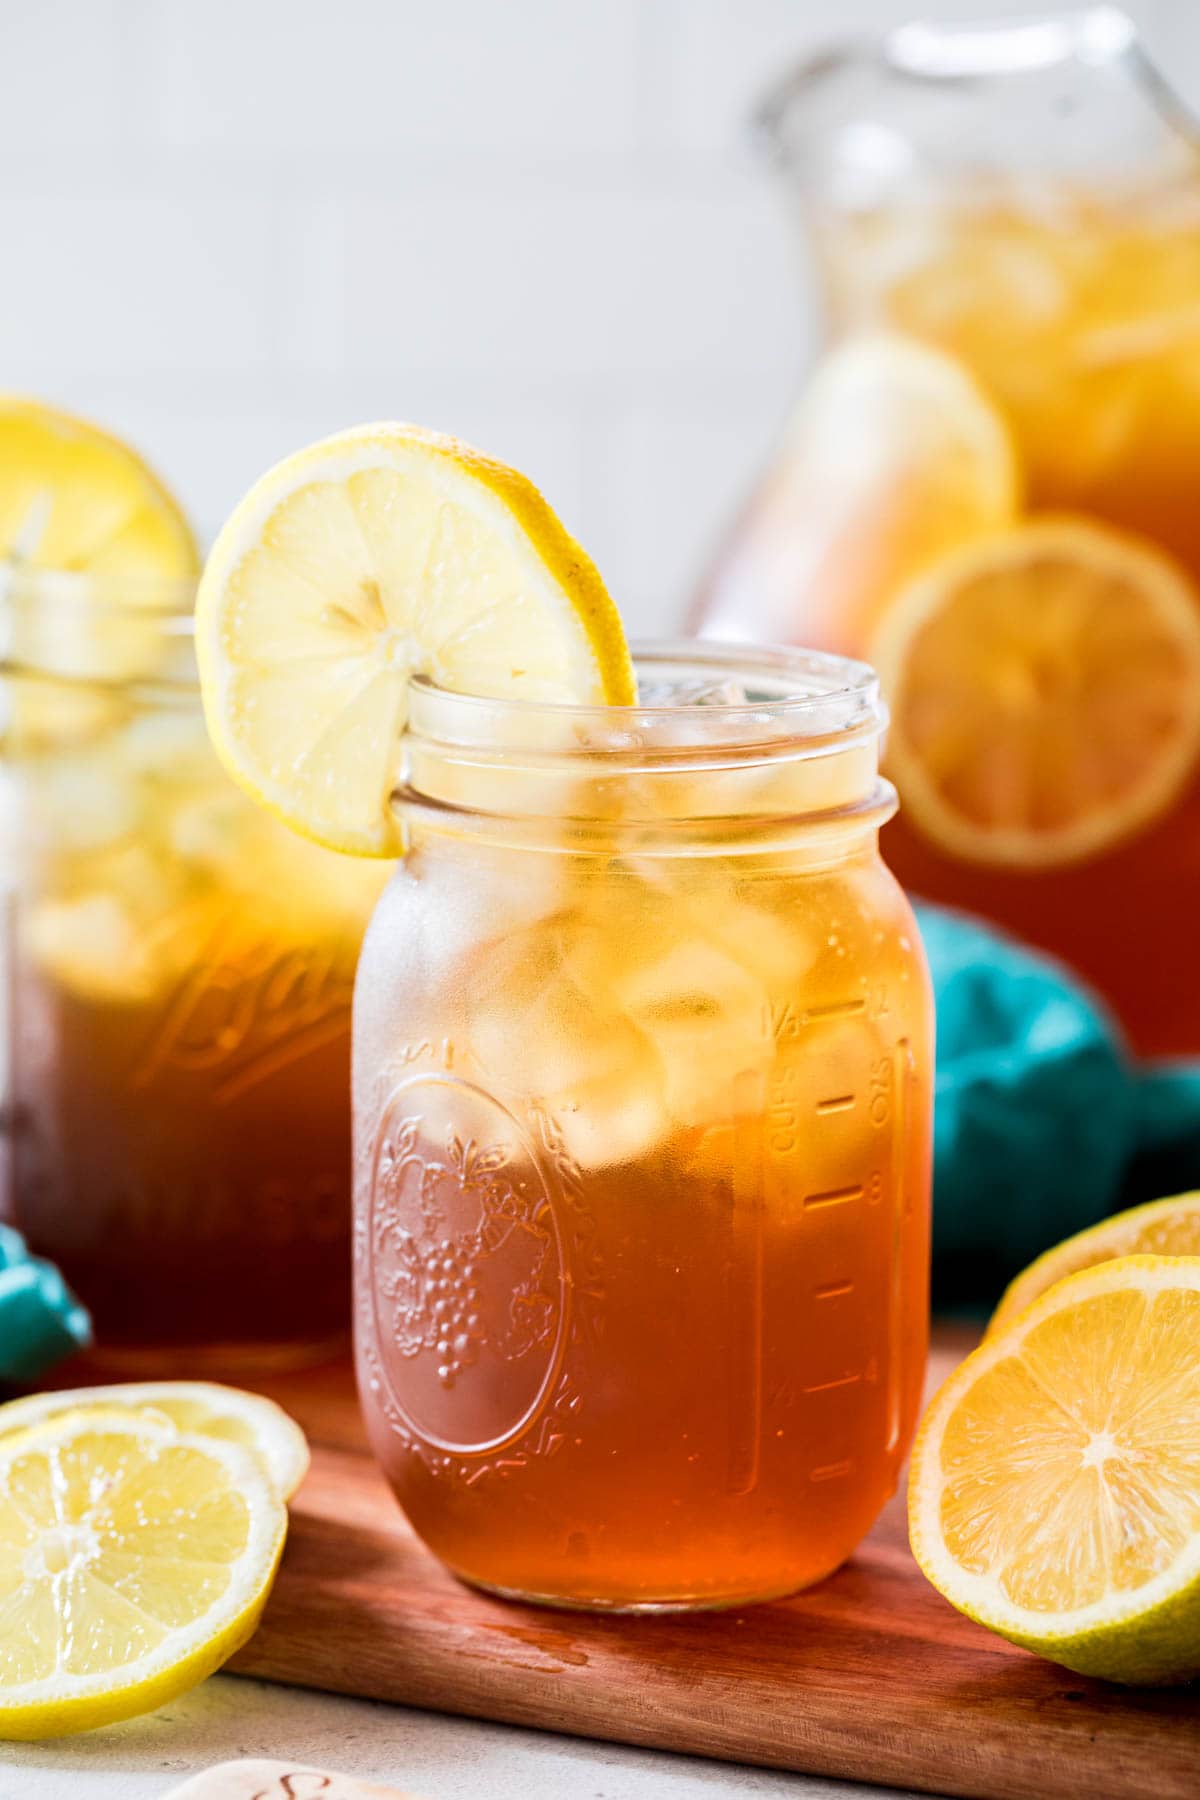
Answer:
355;644;932;1611
694;10;1200;1055
1;567;386;1369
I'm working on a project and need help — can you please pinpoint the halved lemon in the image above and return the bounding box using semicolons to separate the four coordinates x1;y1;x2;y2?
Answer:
195;424;636;856
0;1409;286;1737
990;1192;1200;1338
0;1383;308;1500
910;1254;1200;1684
701;334;1018;653
875;516;1200;867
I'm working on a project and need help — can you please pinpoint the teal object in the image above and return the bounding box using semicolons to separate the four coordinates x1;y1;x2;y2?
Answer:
915;904;1136;1308
0;1223;91;1382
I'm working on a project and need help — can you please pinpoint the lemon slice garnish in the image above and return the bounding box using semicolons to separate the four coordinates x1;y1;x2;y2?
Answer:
0;1410;286;1738
0;1382;308;1500
989;1191;1200;1338
875;515;1200;867
0;398;199;706
195;423;636;856
0;397;198;582
909;1254;1200;1685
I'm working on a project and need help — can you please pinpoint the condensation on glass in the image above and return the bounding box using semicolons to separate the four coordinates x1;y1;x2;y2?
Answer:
354;644;933;1612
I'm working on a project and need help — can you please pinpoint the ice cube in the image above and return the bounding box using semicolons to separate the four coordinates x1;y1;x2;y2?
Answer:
26;890;202;1006
637;676;750;708
25;756;139;855
464;912;672;1169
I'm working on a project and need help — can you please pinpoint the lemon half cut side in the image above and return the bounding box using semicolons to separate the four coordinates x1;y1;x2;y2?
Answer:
0;1410;286;1738
195;423;637;857
875;515;1200;868
0;1381;309;1500
909;1254;1200;1685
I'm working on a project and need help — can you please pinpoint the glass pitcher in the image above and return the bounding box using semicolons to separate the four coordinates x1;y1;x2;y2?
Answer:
692;9;1200;1057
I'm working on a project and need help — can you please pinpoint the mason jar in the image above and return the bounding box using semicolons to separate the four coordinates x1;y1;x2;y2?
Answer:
354;643;933;1611
0;566;386;1370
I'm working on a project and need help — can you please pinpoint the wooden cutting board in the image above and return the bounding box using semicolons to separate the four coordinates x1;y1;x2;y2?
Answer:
223;1331;1200;1800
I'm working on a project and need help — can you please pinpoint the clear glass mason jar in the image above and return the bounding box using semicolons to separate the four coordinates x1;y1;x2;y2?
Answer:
1;566;387;1371
354;643;933;1612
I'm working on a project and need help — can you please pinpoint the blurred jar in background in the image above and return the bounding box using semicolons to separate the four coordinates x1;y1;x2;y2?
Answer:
693;9;1200;1056
1;570;387;1370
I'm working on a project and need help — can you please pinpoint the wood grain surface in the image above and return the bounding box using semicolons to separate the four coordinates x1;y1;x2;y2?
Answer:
209;1332;1200;1800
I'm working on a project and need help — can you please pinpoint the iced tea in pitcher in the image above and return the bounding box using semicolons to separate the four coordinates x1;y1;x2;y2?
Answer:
695;11;1200;1054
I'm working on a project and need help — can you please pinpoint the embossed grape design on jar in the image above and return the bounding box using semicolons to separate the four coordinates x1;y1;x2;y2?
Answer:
354;644;933;1611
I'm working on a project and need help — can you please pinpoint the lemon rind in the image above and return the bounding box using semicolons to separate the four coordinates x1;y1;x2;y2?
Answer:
0;394;200;580
909;1254;1200;1683
876;515;1200;869
195;422;636;859
988;1190;1200;1338
0;1412;286;1738
0;1381;309;1500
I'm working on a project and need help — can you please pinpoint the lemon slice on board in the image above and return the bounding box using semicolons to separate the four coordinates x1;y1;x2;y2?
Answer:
874;516;1200;868
0;1382;308;1500
195;423;636;857
989;1191;1200;1338
0;1410;286;1738
909;1254;1200;1685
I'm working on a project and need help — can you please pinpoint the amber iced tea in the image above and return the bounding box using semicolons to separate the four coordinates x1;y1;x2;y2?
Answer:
355;649;932;1610
697;16;1200;1054
3;613;385;1368
844;194;1200;1053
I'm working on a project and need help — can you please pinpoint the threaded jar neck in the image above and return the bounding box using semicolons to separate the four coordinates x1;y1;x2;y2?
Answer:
399;641;894;855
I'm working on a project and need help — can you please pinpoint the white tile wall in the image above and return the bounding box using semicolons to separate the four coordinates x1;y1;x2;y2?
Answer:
3;0;1196;634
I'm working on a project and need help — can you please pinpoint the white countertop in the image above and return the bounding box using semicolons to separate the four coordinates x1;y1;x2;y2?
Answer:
0;1674;925;1799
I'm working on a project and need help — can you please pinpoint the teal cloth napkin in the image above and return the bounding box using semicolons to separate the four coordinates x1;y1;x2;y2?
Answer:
0;1223;91;1382
915;902;1200;1310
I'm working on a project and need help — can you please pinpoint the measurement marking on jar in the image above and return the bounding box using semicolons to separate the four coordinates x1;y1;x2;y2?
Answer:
887;1037;915;1454
803;1184;864;1210
809;1460;854;1483
806;998;866;1022
815;1093;856;1115
727;1069;766;1499
814;1280;854;1300
803;1372;862;1394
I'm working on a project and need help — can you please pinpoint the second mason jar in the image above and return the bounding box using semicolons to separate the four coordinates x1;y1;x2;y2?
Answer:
1;567;387;1369
354;644;933;1611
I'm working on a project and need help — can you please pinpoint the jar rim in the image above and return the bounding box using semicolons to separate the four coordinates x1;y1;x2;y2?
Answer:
400;641;892;845
408;639;886;753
